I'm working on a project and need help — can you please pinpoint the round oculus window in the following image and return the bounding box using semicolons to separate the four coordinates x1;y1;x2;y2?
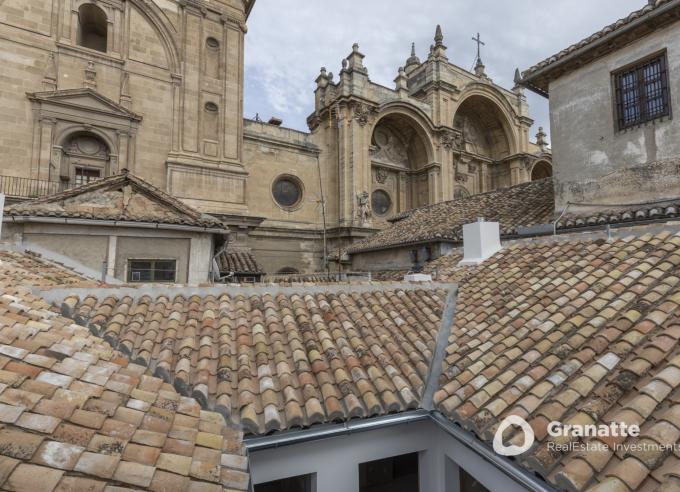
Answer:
371;190;391;216
272;176;303;208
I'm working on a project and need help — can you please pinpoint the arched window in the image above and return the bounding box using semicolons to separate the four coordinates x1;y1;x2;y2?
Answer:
78;4;108;53
205;37;220;78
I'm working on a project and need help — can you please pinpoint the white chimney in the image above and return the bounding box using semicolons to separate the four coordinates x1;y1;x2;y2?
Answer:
458;218;502;266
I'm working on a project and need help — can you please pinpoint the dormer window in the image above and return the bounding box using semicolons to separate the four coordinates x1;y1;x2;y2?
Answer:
78;4;108;53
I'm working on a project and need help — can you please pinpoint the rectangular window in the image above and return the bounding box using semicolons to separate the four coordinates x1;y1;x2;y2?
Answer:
613;51;671;130
128;259;177;283
74;167;101;186
359;452;419;492
255;473;315;492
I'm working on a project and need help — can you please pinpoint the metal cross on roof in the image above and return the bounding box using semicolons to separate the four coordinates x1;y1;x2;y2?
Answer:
472;32;485;62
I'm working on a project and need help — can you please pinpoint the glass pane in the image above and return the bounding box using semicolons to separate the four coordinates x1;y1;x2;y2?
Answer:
152;260;176;282
255;474;314;492
371;190;392;216
273;178;301;207
129;261;152;282
620;70;640;126
359;452;419;492
643;59;665;118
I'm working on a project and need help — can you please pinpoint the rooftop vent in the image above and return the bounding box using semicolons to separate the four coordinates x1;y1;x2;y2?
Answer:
458;218;502;266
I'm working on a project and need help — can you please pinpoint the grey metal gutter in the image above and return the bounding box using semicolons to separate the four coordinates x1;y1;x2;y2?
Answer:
244;410;430;451
430;412;559;492
245;410;557;492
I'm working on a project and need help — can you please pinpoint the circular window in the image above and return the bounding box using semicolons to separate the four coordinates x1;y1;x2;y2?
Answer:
272;175;303;209
371;190;392;216
206;37;220;49
205;102;219;113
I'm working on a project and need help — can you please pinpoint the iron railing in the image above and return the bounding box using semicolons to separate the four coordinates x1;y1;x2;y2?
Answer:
0;175;68;199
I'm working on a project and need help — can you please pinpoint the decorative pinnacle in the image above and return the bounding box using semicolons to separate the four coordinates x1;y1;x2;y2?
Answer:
405;42;420;68
435;25;443;45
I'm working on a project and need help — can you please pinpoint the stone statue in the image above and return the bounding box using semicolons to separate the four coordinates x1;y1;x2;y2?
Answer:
357;191;371;225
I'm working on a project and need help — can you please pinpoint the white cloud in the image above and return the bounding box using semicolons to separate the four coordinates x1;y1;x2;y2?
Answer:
244;0;643;141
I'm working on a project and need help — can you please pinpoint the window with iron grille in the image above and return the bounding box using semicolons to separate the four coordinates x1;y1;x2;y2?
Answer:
128;259;177;283
613;51;671;131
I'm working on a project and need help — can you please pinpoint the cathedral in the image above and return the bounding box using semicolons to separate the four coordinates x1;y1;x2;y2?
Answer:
0;0;550;274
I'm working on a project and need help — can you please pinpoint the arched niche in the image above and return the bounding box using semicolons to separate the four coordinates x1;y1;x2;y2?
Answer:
453;95;514;160
369;111;436;217
59;131;112;185
77;4;108;53
531;160;553;181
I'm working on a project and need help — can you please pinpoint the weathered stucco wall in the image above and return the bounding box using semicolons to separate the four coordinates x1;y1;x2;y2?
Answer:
22;233;108;272
549;21;680;211
115;236;191;283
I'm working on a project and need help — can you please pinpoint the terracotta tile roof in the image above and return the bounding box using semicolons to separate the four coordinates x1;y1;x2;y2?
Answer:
558;202;680;230
433;231;680;491
216;250;263;275
347;179;554;253
5;171;227;230
0;251;99;289
0;285;249;491
63;286;449;434
521;0;678;90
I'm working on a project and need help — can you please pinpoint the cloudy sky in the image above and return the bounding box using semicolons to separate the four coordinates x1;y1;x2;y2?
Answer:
244;0;643;142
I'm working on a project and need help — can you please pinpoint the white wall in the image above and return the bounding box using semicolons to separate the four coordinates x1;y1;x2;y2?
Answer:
248;420;532;492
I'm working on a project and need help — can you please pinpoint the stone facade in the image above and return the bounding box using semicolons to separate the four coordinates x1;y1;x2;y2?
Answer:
0;0;549;274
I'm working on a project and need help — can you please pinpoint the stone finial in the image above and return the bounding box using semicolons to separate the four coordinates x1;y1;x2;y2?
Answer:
394;66;408;93
536;127;548;151
431;25;448;60
346;43;367;74
315;66;329;88
341;58;348;70
42;53;57;91
83;61;97;90
405;42;421;74
474;58;486;78
514;68;522;85
435;25;444;46
120;71;132;109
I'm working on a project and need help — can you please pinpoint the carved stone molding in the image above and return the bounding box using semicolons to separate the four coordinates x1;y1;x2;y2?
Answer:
353;102;377;127
438;128;463;150
374;168;388;184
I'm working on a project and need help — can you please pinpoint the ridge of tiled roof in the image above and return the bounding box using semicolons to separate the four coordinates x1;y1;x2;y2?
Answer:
215;250;263;275
348;179;555;253
521;0;679;89
558;201;680;230
61;286;449;435
0;281;249;490
5;171;227;230
433;231;680;491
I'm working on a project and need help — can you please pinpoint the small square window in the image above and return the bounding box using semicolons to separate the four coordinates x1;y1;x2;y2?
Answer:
613;51;671;130
128;259;176;283
255;473;315;492
359;452;419;492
